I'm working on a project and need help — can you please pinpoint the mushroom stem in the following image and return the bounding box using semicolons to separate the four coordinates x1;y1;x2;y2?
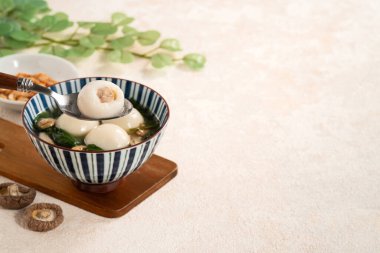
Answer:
32;209;55;221
7;184;20;197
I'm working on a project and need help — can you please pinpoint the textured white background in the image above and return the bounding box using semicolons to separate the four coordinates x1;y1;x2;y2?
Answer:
1;0;380;252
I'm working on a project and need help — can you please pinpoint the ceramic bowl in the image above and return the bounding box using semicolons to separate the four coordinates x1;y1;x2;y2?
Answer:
0;53;79;111
22;77;169;192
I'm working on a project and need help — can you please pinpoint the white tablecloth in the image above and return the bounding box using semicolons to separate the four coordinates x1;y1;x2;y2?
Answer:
1;1;379;252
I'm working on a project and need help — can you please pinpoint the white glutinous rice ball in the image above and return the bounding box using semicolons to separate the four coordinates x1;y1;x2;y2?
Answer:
56;114;99;137
77;80;124;119
39;132;54;144
102;108;144;131
84;124;130;150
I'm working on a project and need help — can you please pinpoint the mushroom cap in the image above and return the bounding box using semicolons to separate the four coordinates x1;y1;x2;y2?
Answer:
0;183;36;209
23;203;64;232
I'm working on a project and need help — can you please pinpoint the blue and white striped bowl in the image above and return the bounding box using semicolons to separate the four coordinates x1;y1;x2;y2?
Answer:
22;77;169;185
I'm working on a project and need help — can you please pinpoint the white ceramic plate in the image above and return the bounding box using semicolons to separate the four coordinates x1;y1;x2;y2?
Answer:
0;53;80;111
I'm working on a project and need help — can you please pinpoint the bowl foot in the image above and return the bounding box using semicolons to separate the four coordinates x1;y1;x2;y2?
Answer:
72;180;120;193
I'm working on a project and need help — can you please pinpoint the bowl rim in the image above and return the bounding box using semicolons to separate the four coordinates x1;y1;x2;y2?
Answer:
22;76;170;153
0;53;79;77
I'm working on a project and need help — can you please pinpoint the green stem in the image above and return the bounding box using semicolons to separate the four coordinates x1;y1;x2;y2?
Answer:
143;47;159;57
41;36;60;43
132;51;151;59
0;42;52;50
34;42;51;47
68;26;80;40
95;47;151;59
95;47;113;51
41;36;78;46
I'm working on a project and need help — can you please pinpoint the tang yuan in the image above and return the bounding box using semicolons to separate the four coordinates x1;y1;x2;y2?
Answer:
84;124;130;150
103;108;144;131
77;80;124;119
55;114;99;137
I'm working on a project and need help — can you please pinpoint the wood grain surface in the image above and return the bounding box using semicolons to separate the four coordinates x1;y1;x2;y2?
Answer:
0;118;177;218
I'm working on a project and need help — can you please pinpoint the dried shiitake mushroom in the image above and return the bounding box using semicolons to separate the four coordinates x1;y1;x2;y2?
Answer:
23;203;64;232
71;145;87;151
0;183;36;209
37;118;55;129
135;129;148;137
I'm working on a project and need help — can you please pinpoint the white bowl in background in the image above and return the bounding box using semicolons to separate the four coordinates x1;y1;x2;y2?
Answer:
0;53;80;111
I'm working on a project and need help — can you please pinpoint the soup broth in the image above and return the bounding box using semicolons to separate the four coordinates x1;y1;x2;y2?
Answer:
33;100;160;151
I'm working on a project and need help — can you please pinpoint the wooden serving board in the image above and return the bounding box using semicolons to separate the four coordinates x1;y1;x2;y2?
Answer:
0;118;177;218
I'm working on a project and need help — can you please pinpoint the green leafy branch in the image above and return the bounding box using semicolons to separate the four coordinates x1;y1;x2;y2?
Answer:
0;0;206;70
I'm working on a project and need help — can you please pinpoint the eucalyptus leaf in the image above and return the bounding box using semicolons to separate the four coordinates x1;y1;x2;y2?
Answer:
0;20;21;35
14;0;48;11
111;12;134;25
118;17;134;25
21;20;37;31
0;49;16;57
120;51;134;63
160;38;181;51
122;26;138;36
3;37;32;49
183;53;206;70
0;23;13;36
106;49;121;62
111;12;126;24
54;12;69;21
13;0;28;8
78;21;96;28
52;45;67;57
67;46;95;58
79;35;104;48
39;45;53;54
151;53;173;68
110;35;134;49
35;15;55;30
15;9;37;21
36;13;71;32
137;30;160;45
10;7;28;17
47;20;73;32
88;35;105;47
0;0;15;13
90;23;117;35
79;37;92;48
7;20;21;30
10;30;39;42
107;49;134;63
